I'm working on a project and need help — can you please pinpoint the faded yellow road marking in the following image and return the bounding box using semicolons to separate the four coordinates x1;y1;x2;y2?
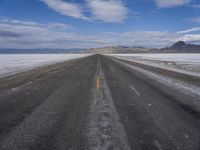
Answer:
97;63;100;67
96;77;101;89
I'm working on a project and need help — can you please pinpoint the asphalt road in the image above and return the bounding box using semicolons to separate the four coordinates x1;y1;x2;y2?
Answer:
0;55;199;150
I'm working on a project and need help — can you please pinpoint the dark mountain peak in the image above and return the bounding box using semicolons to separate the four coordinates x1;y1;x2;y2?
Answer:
171;41;186;48
160;41;200;52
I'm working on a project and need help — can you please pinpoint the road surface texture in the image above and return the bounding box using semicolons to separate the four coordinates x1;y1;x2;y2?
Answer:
0;55;199;150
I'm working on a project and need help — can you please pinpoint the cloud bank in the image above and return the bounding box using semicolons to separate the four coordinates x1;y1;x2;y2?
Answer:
1;19;200;49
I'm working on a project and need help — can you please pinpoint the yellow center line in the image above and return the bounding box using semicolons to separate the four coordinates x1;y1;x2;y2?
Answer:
96;77;101;89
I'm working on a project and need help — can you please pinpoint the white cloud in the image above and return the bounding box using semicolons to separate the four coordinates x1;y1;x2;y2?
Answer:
117;31;180;47
187;17;200;23
47;23;73;30
177;27;200;34
40;0;128;23
176;34;200;43
190;4;200;8
1;19;40;26
40;0;89;20
154;0;191;8
85;0;128;23
1;19;200;49
0;19;111;49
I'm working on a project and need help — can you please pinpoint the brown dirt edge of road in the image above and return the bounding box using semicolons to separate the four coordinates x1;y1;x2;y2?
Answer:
0;56;90;92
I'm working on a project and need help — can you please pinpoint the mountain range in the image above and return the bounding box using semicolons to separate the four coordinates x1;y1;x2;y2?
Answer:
0;41;199;54
158;41;200;53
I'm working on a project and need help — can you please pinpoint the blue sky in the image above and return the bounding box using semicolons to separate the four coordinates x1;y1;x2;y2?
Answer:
0;0;200;48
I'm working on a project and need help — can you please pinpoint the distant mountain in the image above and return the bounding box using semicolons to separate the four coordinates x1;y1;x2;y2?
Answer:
0;48;87;54
87;46;150;54
87;42;200;53
0;46;151;54
171;41;186;49
0;41;199;54
158;41;200;53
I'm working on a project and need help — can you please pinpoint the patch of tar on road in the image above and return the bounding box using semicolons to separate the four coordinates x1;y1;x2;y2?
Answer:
87;59;131;150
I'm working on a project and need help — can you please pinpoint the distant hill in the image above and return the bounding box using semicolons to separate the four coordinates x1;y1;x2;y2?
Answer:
87;42;200;53
171;41;186;49
158;41;200;53
0;48;87;54
0;41;199;54
0;46;150;54
87;46;150;54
